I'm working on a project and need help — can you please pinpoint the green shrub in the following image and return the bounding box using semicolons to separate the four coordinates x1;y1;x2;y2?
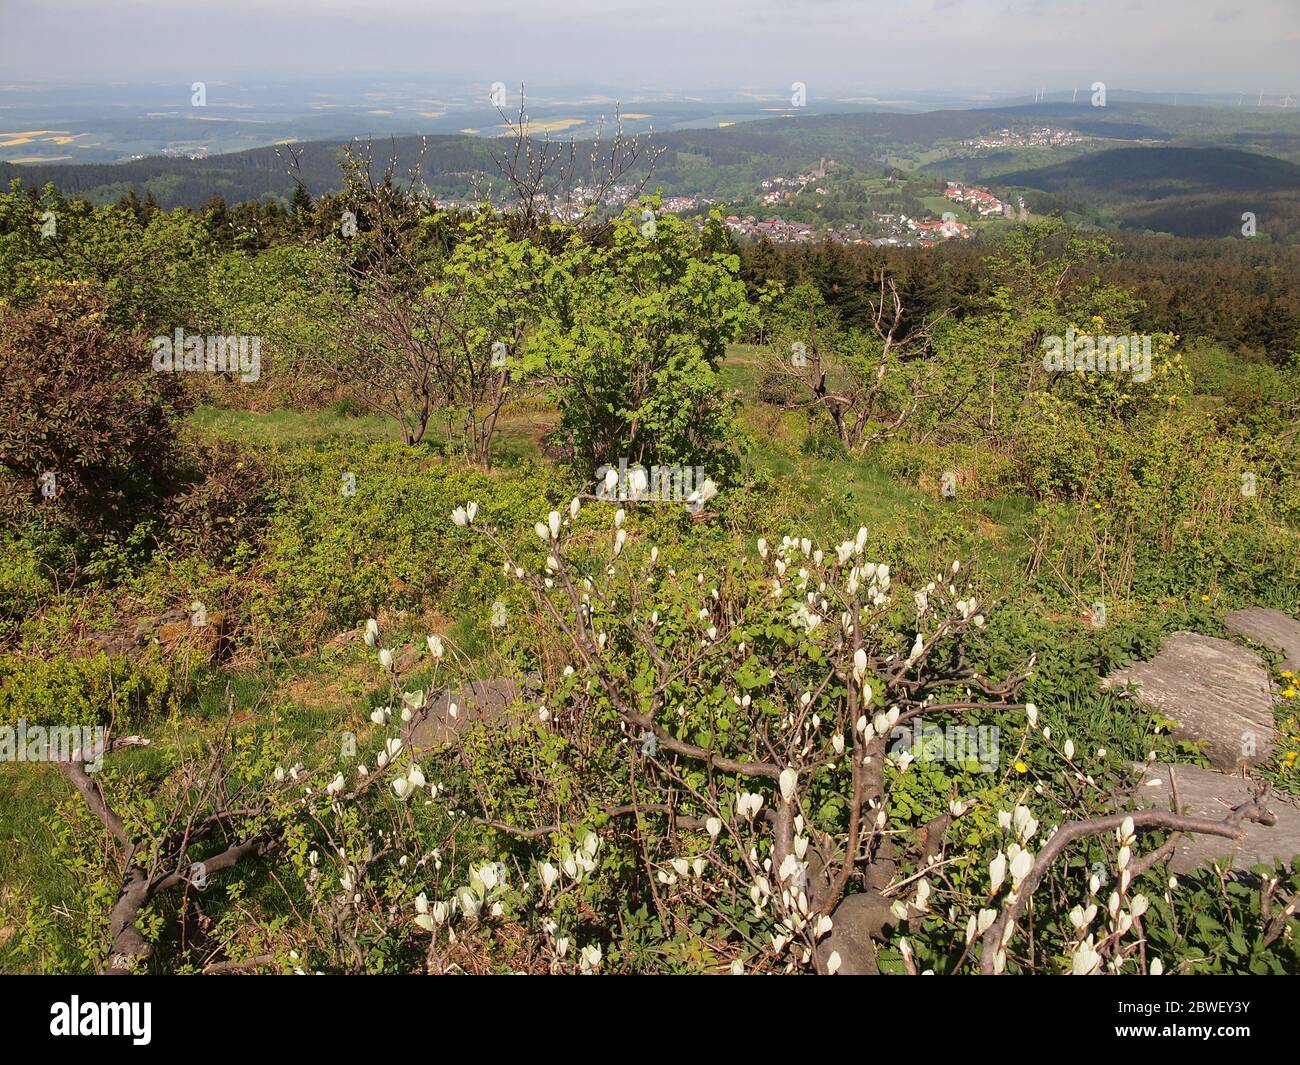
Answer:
165;443;274;565
251;444;570;649
0;280;189;535
0;652;173;728
0;535;52;643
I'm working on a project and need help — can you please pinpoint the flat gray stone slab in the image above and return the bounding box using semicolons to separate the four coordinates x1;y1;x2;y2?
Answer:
1103;632;1277;771
1225;608;1300;673
1134;763;1300;873
404;675;539;750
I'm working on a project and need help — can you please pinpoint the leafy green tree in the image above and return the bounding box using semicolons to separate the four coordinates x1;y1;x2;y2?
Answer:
527;204;750;475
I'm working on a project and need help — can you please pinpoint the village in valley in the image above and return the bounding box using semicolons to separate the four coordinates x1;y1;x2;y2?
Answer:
709;160;1027;247
421;151;1033;249
958;125;1088;151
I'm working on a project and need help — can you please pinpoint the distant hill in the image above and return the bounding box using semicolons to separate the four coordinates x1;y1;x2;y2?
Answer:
999;146;1300;240
3;110;1298;243
0;104;1189;210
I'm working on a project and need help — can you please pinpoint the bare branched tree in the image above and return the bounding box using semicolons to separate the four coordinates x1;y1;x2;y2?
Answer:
309;140;521;462
55;713;279;974
479;84;664;237
772;273;949;452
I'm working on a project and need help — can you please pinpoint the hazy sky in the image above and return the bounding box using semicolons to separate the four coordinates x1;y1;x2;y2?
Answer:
1;0;1296;95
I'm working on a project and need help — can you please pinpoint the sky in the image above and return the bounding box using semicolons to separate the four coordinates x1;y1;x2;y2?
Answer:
0;0;1297;96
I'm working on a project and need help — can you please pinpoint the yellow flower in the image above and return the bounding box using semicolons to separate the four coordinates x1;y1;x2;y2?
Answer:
1282;671;1294;679
1200;595;1210;602
1014;760;1029;774
1285;751;1298;770
1283;688;1297;699
1093;503;1102;510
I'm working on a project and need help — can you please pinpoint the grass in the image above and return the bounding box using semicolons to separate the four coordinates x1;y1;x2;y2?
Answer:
190;404;400;450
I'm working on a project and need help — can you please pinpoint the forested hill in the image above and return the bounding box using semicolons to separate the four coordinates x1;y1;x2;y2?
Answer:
0;110;1033;209
0;101;1271;210
1000;147;1300;241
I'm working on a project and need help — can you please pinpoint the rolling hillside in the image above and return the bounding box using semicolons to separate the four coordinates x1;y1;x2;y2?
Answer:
1000;146;1300;240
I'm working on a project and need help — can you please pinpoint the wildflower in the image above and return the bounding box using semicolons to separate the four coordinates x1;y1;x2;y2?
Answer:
1014;760;1029;774
427;634;445;658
